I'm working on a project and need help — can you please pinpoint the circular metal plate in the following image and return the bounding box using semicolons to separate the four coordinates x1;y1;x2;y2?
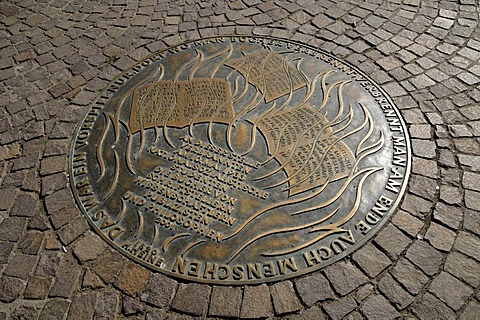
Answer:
69;36;411;285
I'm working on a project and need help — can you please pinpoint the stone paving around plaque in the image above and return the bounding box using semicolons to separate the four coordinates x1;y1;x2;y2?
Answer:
0;0;479;319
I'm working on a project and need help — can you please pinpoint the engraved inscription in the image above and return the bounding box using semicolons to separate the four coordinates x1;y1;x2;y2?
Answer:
69;36;411;285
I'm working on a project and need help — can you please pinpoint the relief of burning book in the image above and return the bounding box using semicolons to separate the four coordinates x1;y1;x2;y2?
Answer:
256;105;355;196
225;49;306;102
128;78;233;133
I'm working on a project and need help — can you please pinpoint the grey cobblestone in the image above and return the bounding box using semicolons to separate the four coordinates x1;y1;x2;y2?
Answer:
0;217;27;242
352;243;391;277
72;232;108;263
270;281;302;315
400;193;433;219
460;300;480;320
412;292;456;320
391;258;429;295
406;240;444;276
465;189;480;210
208;286;241;318
68;291;97;319
424;221;457;251
95;288;120;318
3;253;38;279
373;223;411;259
429;271;474;311
360;294;399;320
24;275;52;299
140;273;176;308
378;273;414;310
434;203;463;230
35;251;62;278
39;298;71;319
0;276;26;303
324;261;368;296
323;296;357;319
464;209;480;235
295;272;334;306
11;305;41;320
76;248;111;280
114;261;150;296
49;269;81;298
57;216;89;245
454;231;480;261
172;283;210;316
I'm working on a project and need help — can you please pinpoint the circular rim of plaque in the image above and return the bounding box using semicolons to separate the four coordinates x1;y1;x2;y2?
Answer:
69;35;411;285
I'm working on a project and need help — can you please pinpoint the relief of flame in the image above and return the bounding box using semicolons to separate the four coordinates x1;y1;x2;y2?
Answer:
94;44;384;263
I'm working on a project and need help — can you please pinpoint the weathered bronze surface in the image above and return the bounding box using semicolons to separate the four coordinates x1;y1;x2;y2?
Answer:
69;36;411;285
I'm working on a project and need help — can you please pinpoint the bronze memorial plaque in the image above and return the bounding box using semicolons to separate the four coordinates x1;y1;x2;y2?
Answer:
69;36;411;285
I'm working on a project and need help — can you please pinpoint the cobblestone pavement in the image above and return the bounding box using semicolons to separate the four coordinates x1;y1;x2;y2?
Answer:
1;0;479;319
